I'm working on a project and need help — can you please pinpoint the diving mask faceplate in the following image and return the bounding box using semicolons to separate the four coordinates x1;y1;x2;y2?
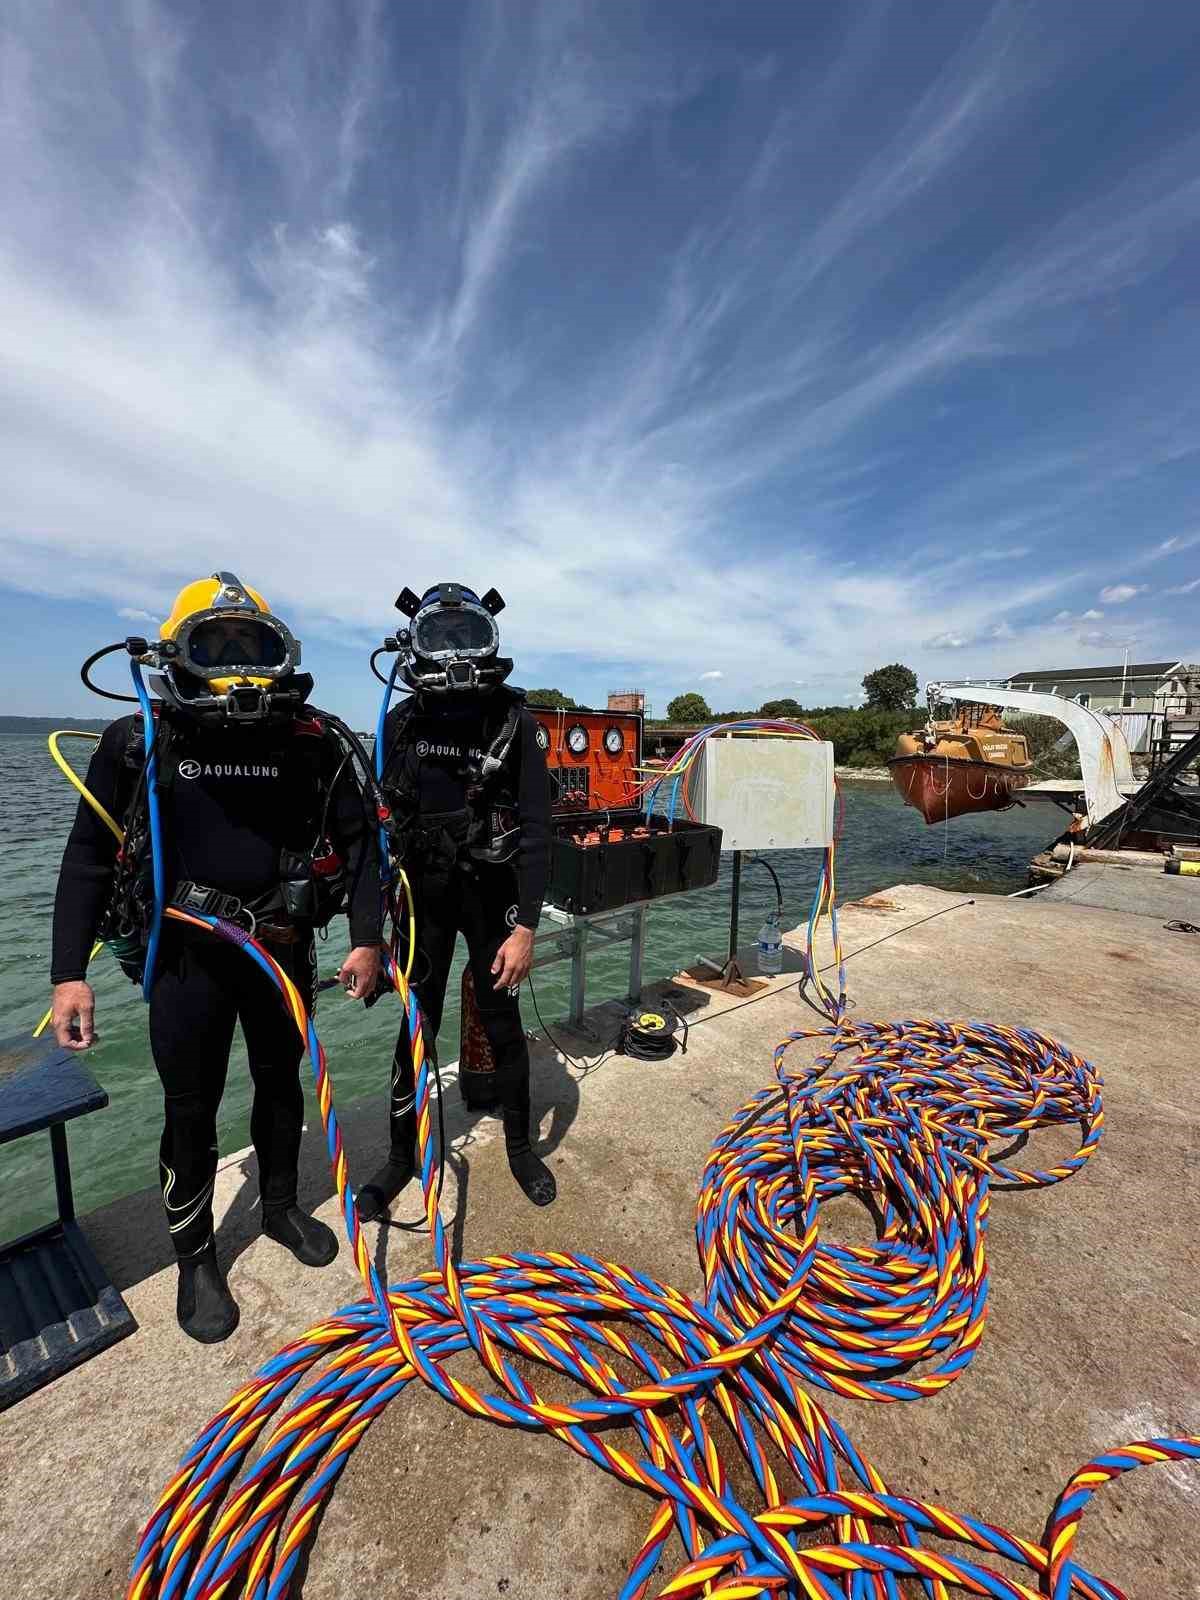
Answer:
151;570;305;721
390;581;511;693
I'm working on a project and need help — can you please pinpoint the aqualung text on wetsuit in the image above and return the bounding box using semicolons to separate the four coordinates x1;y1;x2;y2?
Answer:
51;715;380;982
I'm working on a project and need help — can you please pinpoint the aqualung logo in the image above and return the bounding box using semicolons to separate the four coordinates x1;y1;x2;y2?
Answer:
177;759;280;780
414;740;482;760
505;904;520;929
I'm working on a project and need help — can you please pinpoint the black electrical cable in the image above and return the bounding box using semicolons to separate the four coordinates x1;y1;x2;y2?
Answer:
745;854;784;917
619;1016;680;1061
309;706;389;817
528;966;620;1068
617;998;689;1062
684;898;977;1030
524;901;979;1072
316;749;354;848
526;969;621;1074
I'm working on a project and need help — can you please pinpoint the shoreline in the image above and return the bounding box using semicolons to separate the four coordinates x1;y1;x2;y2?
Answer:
834;766;891;782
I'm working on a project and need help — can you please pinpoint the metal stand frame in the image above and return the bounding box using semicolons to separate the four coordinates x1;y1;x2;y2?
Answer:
720;849;749;986
534;902;650;1033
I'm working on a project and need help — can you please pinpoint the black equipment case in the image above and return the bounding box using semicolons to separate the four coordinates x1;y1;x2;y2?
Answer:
525;705;722;916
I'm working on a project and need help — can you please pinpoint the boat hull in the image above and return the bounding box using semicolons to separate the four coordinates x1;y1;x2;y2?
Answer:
888;754;1032;824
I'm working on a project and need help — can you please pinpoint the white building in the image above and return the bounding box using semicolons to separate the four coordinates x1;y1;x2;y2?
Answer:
1004;661;1198;756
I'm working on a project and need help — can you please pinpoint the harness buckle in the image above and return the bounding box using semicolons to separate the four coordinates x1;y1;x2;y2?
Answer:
173;880;254;931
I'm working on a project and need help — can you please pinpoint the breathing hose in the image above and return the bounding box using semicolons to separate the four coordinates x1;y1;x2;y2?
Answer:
43;686;1197;1596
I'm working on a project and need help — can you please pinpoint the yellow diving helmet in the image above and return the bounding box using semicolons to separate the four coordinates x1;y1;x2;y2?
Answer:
155;571;304;722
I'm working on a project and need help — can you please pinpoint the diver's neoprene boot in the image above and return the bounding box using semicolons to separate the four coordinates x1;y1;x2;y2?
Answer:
355;1132;418;1223
262;1205;339;1267
501;1078;556;1207
176;1242;240;1344
356;1105;419;1223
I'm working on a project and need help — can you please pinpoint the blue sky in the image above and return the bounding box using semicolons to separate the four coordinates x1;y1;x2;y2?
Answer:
2;0;1198;724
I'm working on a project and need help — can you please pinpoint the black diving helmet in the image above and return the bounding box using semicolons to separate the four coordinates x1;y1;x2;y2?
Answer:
392;582;512;693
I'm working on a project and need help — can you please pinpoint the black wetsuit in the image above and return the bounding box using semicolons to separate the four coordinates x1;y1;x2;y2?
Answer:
378;691;550;1174
51;710;380;1258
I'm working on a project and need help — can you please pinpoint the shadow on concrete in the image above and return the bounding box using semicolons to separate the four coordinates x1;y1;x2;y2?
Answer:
81;1012;594;1296
76;953;794;1299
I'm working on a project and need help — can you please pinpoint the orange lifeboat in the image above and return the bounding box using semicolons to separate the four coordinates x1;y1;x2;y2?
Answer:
888;705;1033;824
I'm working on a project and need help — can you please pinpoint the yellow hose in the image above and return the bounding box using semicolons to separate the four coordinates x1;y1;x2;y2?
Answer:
397;866;416;979
36;733;124;1038
49;731;124;843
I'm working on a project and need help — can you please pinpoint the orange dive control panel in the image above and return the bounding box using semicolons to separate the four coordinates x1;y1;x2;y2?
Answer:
526;706;643;815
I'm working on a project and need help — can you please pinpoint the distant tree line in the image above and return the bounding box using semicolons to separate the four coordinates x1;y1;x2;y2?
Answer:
525;688;577;709
526;667;933;768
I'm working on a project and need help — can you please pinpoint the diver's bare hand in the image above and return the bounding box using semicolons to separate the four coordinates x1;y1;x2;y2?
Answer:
491;926;533;990
52;981;96;1050
337;946;380;1001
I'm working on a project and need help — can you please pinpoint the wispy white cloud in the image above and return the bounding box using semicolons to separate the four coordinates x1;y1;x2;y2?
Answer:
1;1;1198;715
1100;584;1147;604
1077;628;1142;649
1165;577;1200;596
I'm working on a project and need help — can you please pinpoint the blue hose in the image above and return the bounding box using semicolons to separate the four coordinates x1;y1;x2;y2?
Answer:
374;654;402;889
374;654;400;783
131;660;166;1001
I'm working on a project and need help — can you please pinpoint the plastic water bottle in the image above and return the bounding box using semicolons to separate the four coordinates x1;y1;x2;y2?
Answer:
756;913;783;975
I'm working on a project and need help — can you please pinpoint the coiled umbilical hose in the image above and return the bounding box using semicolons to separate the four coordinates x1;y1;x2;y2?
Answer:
124;913;1196;1600
36;695;1199;1597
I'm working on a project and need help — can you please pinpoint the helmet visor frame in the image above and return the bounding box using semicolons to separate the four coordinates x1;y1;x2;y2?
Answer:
172;609;301;681
410;602;498;663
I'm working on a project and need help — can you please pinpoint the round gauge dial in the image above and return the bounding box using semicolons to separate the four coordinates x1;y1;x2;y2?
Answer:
603;725;624;756
534;723;550;751
566;723;589;756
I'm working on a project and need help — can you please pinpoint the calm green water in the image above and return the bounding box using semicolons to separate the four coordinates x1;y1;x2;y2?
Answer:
0;736;1054;1239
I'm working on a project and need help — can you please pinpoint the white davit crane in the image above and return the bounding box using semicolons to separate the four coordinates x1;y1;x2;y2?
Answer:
924;681;1136;829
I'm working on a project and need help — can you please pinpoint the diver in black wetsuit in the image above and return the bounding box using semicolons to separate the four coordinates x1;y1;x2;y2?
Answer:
356;582;555;1218
50;574;381;1343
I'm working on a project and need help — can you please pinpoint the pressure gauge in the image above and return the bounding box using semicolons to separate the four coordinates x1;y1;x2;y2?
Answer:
566;723;589;756
534;723;550;752
603;725;624;756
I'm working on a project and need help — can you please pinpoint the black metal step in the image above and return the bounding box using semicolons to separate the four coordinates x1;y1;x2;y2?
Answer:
0;1222;136;1410
1092;726;1200;846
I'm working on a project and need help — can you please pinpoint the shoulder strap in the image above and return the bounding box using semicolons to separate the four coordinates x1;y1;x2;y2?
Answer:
379;698;418;788
120;707;178;804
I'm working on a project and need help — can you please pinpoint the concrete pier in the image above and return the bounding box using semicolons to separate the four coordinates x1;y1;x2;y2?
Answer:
1;883;1197;1598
